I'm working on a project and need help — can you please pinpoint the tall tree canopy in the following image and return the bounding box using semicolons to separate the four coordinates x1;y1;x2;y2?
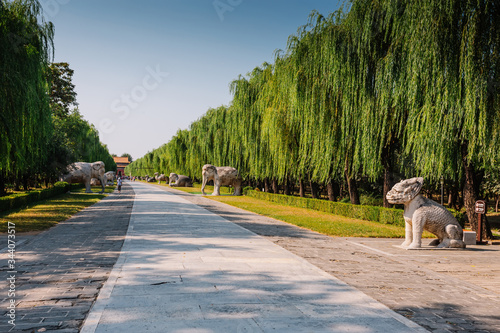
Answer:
128;0;500;237
0;0;115;193
0;0;54;193
49;62;78;118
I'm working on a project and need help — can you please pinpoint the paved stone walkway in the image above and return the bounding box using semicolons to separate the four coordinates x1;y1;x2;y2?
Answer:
158;185;500;333
81;182;427;332
2;181;499;332
0;184;135;332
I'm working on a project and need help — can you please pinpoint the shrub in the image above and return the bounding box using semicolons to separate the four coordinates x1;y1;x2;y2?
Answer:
246;190;471;229
449;209;467;228
242;186;254;195
0;182;81;213
360;194;384;207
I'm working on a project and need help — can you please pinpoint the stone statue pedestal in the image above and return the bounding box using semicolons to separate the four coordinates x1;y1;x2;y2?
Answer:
393;245;467;251
463;231;477;245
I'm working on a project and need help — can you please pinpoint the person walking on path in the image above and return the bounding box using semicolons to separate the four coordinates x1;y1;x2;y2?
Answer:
117;177;122;193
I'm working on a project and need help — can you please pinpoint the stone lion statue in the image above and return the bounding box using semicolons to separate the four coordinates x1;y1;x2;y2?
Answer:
201;164;242;196
386;177;465;249
60;161;106;194
169;173;193;187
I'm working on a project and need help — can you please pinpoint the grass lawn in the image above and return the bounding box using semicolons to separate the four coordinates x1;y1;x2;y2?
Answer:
0;186;115;233
211;195;410;238
156;182;432;238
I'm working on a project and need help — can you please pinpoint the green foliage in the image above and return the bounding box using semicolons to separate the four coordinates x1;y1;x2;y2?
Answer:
359;194;384;207
53;109;116;172
121;153;133;163
0;0;54;190
48;62;77;117
0;182;75;212
0;191;106;232
0;1;115;193
246;190;468;229
130;0;500;221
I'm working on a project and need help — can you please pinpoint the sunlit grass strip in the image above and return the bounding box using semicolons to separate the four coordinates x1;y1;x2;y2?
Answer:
0;186;115;233
209;196;414;238
247;190;404;226
167;183;432;238
150;181;233;195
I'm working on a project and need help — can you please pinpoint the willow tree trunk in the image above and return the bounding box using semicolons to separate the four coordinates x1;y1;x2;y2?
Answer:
383;168;394;208
0;173;5;197
327;180;339;201
448;188;458;210
462;145;492;239
382;145;395;208
284;178;292;196
283;180;289;195
299;178;305;197
264;178;270;193
271;178;279;194
310;180;319;199
344;169;360;205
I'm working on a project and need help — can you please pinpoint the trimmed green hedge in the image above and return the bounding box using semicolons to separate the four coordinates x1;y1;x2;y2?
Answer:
0;182;82;213
245;190;467;227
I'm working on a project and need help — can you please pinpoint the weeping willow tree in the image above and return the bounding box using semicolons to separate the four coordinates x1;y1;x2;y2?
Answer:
132;0;500;237
392;0;500;237
0;0;54;193
0;2;115;193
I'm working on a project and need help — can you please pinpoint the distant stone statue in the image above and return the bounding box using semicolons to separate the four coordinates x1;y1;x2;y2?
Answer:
386;177;466;249
105;171;115;185
169;173;193;187
201;164;242;196
154;172;167;184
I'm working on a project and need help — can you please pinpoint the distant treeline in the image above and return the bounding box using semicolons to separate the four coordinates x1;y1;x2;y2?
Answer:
0;0;115;195
127;0;499;235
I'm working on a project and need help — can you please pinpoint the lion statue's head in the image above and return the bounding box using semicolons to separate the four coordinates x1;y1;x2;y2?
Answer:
386;177;424;204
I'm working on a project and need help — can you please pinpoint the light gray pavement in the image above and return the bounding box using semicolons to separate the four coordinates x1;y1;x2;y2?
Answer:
81;181;428;333
154;184;500;333
0;184;135;333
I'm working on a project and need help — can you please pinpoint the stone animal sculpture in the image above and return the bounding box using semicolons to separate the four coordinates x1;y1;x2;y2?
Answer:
60;161;106;193
201;164;242;196
147;176;156;182
169;173;193;187
386;177;465;249
105;171;115;185
154;172;168;184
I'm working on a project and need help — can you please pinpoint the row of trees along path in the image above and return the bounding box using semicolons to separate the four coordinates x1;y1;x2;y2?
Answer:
0;0;115;195
127;0;500;239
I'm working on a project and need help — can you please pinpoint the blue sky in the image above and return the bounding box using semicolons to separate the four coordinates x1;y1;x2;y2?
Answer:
42;0;342;160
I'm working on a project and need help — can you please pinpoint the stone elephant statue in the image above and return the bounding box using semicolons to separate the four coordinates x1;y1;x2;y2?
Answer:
169;173;193;187
60;161;106;193
201;164;242;196
386;177;465;249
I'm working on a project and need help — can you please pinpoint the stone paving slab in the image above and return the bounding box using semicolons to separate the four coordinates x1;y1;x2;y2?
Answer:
158;185;500;333
0;184;135;333
82;182;427;333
